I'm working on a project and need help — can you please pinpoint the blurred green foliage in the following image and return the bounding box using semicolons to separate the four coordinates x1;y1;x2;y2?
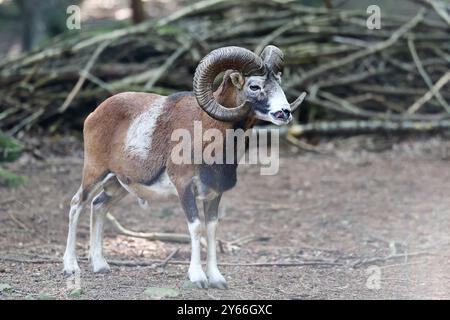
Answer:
0;131;26;188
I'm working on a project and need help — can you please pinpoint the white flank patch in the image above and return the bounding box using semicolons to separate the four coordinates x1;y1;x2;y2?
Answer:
125;97;166;159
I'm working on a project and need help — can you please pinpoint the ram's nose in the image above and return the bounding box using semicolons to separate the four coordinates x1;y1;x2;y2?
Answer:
272;108;291;121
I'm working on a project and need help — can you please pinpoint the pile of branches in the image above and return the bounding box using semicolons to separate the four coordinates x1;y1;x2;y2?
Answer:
0;0;449;136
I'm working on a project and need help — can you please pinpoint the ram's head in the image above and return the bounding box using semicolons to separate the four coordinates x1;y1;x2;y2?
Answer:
193;45;307;125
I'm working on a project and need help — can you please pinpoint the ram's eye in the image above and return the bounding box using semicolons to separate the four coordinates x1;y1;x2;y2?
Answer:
249;85;261;91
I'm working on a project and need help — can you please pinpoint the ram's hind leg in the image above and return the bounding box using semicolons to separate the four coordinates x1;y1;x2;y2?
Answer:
89;177;127;273
63;171;115;276
63;186;86;276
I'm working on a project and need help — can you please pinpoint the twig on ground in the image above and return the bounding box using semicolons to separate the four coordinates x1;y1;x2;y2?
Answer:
6;212;30;231
160;248;180;268
218;234;272;252
352;251;437;268
228;235;271;246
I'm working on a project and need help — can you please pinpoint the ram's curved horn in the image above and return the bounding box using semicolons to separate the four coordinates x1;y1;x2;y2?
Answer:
193;46;265;122
290;92;307;112
260;45;284;73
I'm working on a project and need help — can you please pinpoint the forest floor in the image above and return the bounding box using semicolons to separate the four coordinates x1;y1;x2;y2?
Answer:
1;134;450;300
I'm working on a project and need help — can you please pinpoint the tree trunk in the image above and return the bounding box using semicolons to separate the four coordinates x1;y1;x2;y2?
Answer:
130;0;147;24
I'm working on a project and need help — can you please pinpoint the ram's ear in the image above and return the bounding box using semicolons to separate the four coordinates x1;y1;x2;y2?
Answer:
229;72;245;90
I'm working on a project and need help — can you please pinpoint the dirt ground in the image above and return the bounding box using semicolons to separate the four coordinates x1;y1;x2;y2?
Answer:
1;134;450;300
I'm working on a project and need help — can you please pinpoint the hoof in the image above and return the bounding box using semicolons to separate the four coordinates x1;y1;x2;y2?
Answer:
93;265;111;274
207;270;228;289
192;280;209;289
209;279;228;290
189;267;208;289
63;260;80;277
63;269;79;278
92;259;111;274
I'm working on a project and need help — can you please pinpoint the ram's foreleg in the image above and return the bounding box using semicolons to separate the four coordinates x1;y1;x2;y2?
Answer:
204;194;227;289
178;181;208;288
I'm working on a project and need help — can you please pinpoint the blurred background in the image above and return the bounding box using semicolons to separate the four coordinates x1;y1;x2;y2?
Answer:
0;0;448;185
0;0;448;138
0;0;449;300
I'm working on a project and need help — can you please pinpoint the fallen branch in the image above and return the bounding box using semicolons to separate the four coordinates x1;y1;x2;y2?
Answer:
0;255;342;267
280;119;450;136
218;234;272;253
106;212;191;243
352;251;437;268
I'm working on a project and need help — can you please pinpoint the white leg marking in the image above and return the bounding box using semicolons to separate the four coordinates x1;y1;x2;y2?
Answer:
206;221;227;289
188;219;208;288
125;97;166;159
89;193;110;273
63;187;83;275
